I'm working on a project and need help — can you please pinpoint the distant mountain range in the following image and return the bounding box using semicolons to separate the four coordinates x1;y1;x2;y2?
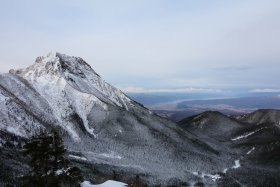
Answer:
0;53;279;186
128;93;280;122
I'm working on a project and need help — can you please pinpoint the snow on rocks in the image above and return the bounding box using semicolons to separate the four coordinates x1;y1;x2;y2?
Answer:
0;93;9;103
231;128;265;141
56;53;132;111
222;159;241;174
81;180;126;187
120;164;144;170
66;86;101;138
15;55;81;141
84;151;123;161
55;167;71;176
69;155;87;161
246;147;255;155
232;160;241;169
6;126;26;137
191;171;221;182
100;151;122;160
224;159;241;172
12;52;141;141
223;168;228;174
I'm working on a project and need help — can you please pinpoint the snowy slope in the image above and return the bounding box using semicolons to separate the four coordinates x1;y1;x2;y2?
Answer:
11;52;140;140
237;109;280;126
0;73;57;137
14;52;132;110
0;52;234;186
81;180;126;187
178;110;280;186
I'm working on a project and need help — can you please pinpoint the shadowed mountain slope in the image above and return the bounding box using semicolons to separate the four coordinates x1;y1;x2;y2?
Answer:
178;109;280;186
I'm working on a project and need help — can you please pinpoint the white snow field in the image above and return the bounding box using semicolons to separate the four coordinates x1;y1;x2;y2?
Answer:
81;180;126;187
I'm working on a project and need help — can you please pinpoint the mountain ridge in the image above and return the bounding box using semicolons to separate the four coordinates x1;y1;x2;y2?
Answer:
178;109;280;186
0;52;231;186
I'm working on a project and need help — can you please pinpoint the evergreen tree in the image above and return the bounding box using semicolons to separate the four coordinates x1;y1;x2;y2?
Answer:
21;129;83;187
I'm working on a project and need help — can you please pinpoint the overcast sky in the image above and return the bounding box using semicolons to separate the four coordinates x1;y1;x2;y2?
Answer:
0;0;279;93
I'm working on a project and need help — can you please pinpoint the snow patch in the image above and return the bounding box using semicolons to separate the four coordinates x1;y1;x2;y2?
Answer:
55;169;64;176
221;159;241;174
223;168;228;174
81;180;126;187
100;151;122;159
121;164;144;170
231;128;265;141
83;151;123;162
191;171;221;181
192;171;198;175
6;126;26;137
0;93;9;102
246;147;255;155
55;167;71;176
232;160;241;169
69;155;87;161
206;174;221;181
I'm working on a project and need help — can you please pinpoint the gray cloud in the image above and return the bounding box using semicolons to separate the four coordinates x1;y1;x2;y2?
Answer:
0;0;279;90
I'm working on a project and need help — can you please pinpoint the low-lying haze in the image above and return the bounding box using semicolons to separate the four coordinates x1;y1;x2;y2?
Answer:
0;0;279;93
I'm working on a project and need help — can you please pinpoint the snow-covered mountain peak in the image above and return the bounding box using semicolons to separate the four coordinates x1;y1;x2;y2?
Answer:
10;52;61;81
56;52;93;71
6;52;138;140
35;52;57;64
13;52;93;79
11;52;133;110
